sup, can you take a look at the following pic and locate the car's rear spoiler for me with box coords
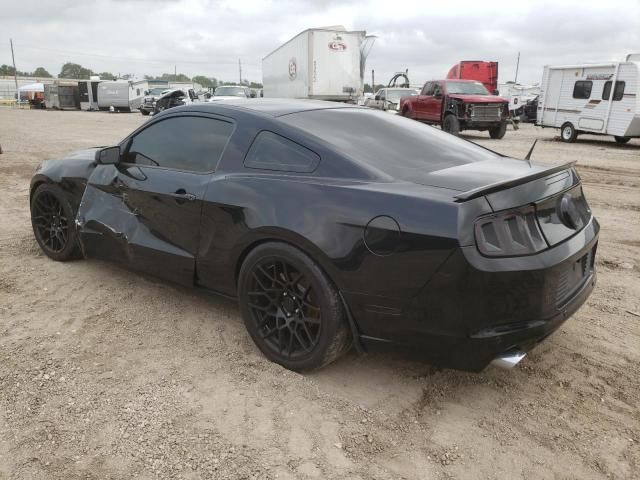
[453,161,576,202]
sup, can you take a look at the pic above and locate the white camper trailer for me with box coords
[79,76,103,111]
[262,26,375,101]
[537,54,640,143]
[97,80,147,112]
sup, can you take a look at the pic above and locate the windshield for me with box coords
[215,86,247,97]
[446,81,489,95]
[279,108,498,182]
[386,89,418,102]
[148,88,167,95]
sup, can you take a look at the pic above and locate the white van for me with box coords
[537,54,639,143]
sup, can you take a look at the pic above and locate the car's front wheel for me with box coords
[442,114,460,135]
[489,121,507,139]
[30,183,80,261]
[140,109,150,116]
[238,242,351,371]
[614,136,631,144]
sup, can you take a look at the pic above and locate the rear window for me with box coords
[278,109,498,182]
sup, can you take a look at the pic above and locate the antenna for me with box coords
[524,139,537,167]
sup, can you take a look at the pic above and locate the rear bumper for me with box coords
[352,218,599,372]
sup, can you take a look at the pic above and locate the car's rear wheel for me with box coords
[442,114,460,135]
[140,109,150,116]
[614,136,631,144]
[238,242,351,371]
[560,122,577,143]
[489,121,507,139]
[30,184,80,261]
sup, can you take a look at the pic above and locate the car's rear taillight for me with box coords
[474,206,547,257]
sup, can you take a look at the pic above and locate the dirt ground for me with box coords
[0,108,638,480]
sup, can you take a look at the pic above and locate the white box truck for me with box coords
[537,54,640,143]
[262,26,375,101]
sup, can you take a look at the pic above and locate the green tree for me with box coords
[0,64,30,76]
[249,81,263,89]
[32,67,52,77]
[98,72,117,81]
[59,62,94,79]
[192,75,217,88]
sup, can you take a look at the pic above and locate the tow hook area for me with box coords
[491,350,526,369]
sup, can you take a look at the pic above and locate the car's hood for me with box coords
[415,157,567,193]
[447,94,507,103]
[208,95,246,101]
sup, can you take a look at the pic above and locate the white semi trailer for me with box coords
[262,26,375,101]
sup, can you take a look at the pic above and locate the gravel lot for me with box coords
[0,108,639,480]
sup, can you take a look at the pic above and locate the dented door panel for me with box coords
[76,163,211,286]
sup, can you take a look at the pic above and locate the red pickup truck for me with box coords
[399,79,509,139]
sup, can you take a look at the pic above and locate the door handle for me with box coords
[169,189,196,201]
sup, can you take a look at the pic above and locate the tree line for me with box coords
[0,62,262,88]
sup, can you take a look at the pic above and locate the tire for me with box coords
[30,183,81,261]
[140,109,150,116]
[614,136,631,144]
[238,242,351,371]
[401,107,411,118]
[442,114,460,135]
[489,121,507,139]
[560,122,577,143]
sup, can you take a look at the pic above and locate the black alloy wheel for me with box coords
[238,242,350,371]
[31,184,80,261]
[442,114,460,135]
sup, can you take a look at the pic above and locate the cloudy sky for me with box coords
[1,0,638,86]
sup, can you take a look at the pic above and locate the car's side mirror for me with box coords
[95,146,121,165]
[493,89,499,95]
[374,95,380,100]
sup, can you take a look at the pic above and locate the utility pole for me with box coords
[371,69,375,92]
[514,51,520,84]
[174,65,177,80]
[238,59,242,85]
[10,39,18,100]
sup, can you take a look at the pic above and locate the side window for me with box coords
[572,81,592,99]
[432,83,442,96]
[422,82,433,96]
[613,81,625,101]
[602,81,625,101]
[126,116,233,172]
[244,131,320,173]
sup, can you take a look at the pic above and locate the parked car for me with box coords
[152,88,198,114]
[400,80,509,138]
[139,87,170,116]
[365,87,419,112]
[206,85,253,101]
[29,100,598,372]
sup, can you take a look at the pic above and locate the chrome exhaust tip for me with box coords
[491,351,526,369]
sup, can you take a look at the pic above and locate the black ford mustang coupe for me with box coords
[30,100,598,372]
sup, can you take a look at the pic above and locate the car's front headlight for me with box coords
[474,206,547,257]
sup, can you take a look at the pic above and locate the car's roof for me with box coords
[181,98,360,117]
